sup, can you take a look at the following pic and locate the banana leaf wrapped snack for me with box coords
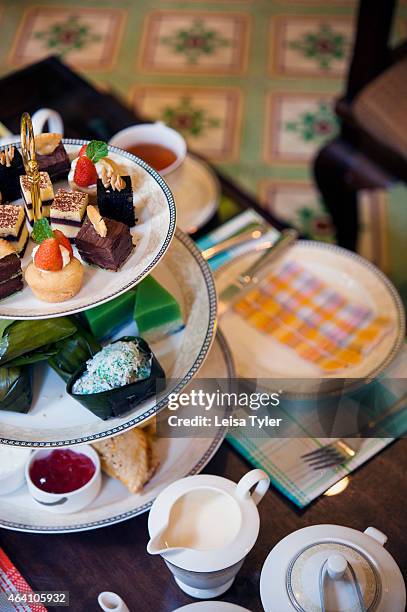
[0,318,76,366]
[67,336,165,420]
[48,323,101,383]
[0,365,32,413]
[0,317,77,413]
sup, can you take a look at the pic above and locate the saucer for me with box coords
[169,154,220,234]
[173,603,251,612]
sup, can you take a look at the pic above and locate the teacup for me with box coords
[109,122,187,187]
[0,108,64,147]
[147,469,269,599]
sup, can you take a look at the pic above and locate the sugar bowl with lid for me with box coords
[260,523,406,611]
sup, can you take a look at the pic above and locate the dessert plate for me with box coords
[168,154,220,234]
[0,139,176,319]
[216,241,405,395]
[0,229,217,446]
[0,332,233,533]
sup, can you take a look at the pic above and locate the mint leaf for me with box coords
[31,218,54,244]
[86,140,108,163]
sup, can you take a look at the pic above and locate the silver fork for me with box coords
[301,392,407,470]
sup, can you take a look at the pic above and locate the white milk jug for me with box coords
[147,469,269,599]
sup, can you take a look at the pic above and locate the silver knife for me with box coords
[217,228,298,316]
[202,222,269,260]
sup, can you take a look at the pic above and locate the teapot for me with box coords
[260,524,406,611]
[147,469,269,599]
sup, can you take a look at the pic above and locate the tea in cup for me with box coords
[109,122,187,186]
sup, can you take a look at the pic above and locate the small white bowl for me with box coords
[25,445,101,514]
[0,447,32,496]
[109,121,187,177]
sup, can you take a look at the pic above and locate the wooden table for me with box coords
[0,57,406,612]
[0,440,406,611]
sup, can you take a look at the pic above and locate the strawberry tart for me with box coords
[25,220,84,302]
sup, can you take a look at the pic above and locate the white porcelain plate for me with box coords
[169,154,220,234]
[0,139,176,319]
[216,241,405,394]
[0,230,217,446]
[0,332,233,533]
[173,603,251,612]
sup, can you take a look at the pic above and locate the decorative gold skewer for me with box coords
[20,112,42,222]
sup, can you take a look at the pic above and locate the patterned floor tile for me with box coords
[9,7,125,70]
[259,180,335,242]
[132,85,242,161]
[264,92,339,164]
[270,16,354,77]
[139,10,250,75]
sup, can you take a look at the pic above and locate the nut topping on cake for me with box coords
[101,166,126,191]
[35,133,62,155]
[0,146,15,167]
[87,205,107,237]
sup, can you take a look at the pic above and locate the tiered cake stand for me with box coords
[0,118,227,532]
[0,118,218,444]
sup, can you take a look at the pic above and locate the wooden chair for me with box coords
[313,0,407,251]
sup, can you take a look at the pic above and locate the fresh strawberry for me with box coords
[74,156,98,187]
[34,238,63,271]
[78,144,87,157]
[53,229,73,258]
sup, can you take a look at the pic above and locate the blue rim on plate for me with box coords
[0,139,177,319]
[0,331,233,533]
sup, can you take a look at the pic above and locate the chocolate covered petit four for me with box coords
[0,239,23,300]
[97,169,135,227]
[34,133,70,180]
[0,204,28,255]
[0,145,25,202]
[76,205,133,271]
[20,171,54,225]
[50,188,88,241]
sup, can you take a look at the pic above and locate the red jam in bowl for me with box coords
[29,449,96,494]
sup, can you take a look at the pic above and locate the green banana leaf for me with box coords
[0,318,76,366]
[0,365,32,413]
[67,337,165,420]
[7,344,59,367]
[48,324,101,383]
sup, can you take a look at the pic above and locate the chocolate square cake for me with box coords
[0,145,25,202]
[0,239,23,300]
[97,174,135,227]
[76,209,133,271]
[34,133,70,180]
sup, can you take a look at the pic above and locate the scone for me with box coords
[25,228,84,302]
[92,427,158,493]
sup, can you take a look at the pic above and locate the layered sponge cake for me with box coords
[0,203,28,255]
[50,188,88,241]
[20,171,54,225]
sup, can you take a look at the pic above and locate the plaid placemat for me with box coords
[197,212,406,508]
[0,548,47,612]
